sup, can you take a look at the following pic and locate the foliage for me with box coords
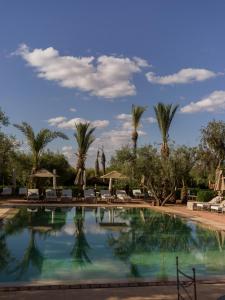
[0,133,19,185]
[154,102,179,157]
[101,147,106,175]
[0,107,9,128]
[95,150,100,177]
[131,105,147,155]
[110,145,198,205]
[200,120,225,167]
[74,122,96,186]
[197,190,217,202]
[14,122,68,172]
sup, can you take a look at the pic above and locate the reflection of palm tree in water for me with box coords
[108,208,143,278]
[108,209,195,278]
[0,233,11,271]
[10,230,44,279]
[71,207,91,267]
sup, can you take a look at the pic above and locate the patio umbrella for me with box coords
[30,169,59,188]
[100,171,128,191]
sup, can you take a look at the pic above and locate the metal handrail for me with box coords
[176,256,197,300]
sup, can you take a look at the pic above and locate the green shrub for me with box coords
[197,190,217,202]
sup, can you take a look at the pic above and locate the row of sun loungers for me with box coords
[0,187,144,203]
[195,195,225,213]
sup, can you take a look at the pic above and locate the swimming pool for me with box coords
[0,206,225,284]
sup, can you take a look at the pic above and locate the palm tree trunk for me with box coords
[132,131,138,157]
[161,141,169,158]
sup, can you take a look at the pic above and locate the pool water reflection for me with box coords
[0,206,225,283]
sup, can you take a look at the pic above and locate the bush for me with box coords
[197,190,217,202]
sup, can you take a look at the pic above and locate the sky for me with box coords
[1,0,225,167]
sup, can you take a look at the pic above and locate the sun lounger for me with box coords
[197,195,223,210]
[132,189,145,198]
[45,189,57,201]
[210,199,225,213]
[0,187,12,197]
[100,190,114,202]
[115,190,131,202]
[18,187,27,197]
[27,189,39,201]
[84,189,96,203]
[61,189,73,201]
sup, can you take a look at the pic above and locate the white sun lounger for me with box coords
[210,200,225,213]
[27,189,39,200]
[116,190,131,202]
[0,187,12,197]
[45,189,57,201]
[196,196,222,210]
[133,189,145,198]
[61,189,73,201]
[100,190,114,202]
[84,189,96,202]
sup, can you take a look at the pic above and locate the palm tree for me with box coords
[14,122,68,172]
[74,122,95,186]
[131,105,147,156]
[153,103,179,158]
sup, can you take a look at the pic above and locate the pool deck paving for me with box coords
[0,283,225,300]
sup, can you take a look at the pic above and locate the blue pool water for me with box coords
[0,206,225,284]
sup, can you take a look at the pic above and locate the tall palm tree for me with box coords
[14,122,68,172]
[154,103,179,158]
[74,122,95,186]
[131,105,147,156]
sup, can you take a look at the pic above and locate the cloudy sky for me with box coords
[1,1,225,166]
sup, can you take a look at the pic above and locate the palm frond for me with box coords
[132,105,147,130]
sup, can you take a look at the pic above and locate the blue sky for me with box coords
[1,0,225,166]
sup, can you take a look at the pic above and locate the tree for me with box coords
[200,120,225,168]
[0,107,9,128]
[101,146,106,176]
[95,150,100,177]
[131,105,147,156]
[14,122,68,173]
[74,122,95,186]
[154,103,178,158]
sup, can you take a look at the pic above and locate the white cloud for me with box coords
[144,117,157,123]
[146,68,218,85]
[48,116,109,129]
[62,146,74,160]
[181,90,225,113]
[69,107,77,112]
[48,116,67,126]
[17,44,149,99]
[116,113,132,121]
